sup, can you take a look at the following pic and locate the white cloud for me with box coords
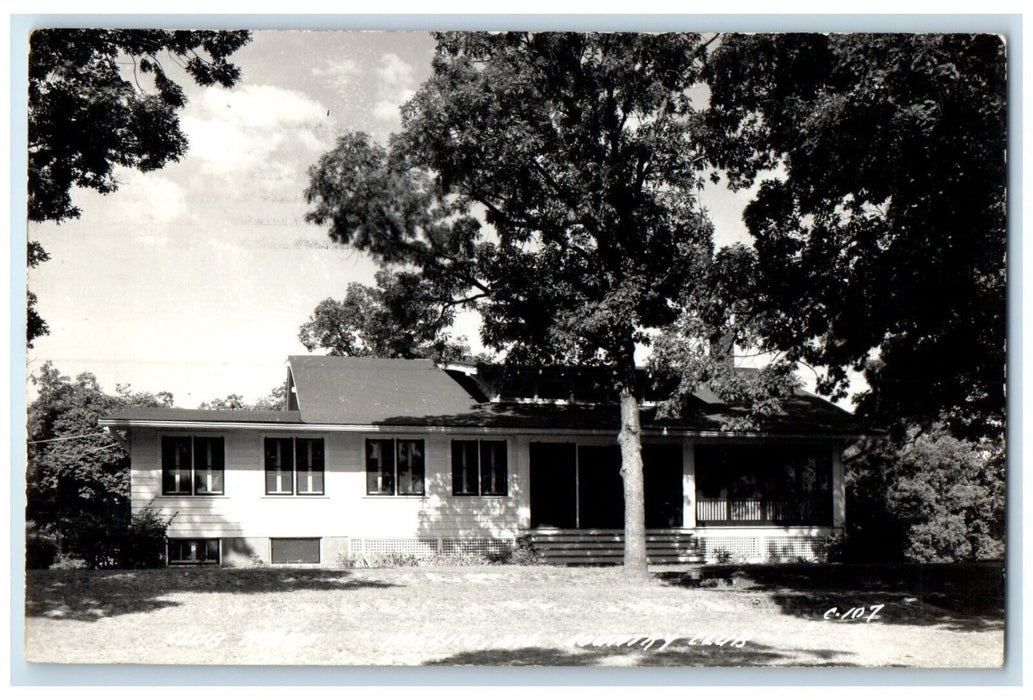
[110,172,187,225]
[377,53,415,89]
[372,89,415,122]
[180,84,332,177]
[372,53,418,127]
[312,57,360,90]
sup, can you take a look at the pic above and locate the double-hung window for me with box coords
[162,436,224,495]
[265,437,325,495]
[366,438,424,495]
[452,439,508,496]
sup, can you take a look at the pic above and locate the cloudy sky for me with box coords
[26,30,761,407]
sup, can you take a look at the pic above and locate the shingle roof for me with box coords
[288,355,481,424]
[101,355,869,437]
[101,408,302,424]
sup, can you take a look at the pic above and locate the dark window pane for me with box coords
[578,445,624,529]
[296,438,325,494]
[397,440,424,495]
[204,540,221,562]
[271,538,320,564]
[366,439,394,495]
[264,438,293,494]
[529,442,577,528]
[452,440,478,495]
[193,437,225,494]
[643,444,683,528]
[169,539,219,565]
[162,436,193,494]
[480,441,508,496]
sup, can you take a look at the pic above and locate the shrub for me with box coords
[25,525,58,569]
[510,535,541,566]
[337,552,423,568]
[118,508,171,568]
[59,508,171,569]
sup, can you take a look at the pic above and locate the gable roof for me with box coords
[287,355,481,424]
[101,355,870,437]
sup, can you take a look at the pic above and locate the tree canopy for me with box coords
[305,34,753,380]
[305,32,753,573]
[298,268,473,361]
[27,363,175,563]
[704,33,1007,436]
[199,383,289,411]
[26,29,251,345]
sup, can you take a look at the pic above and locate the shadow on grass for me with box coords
[427,640,860,667]
[657,561,1005,633]
[26,568,399,622]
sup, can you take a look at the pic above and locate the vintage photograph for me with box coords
[22,28,1006,668]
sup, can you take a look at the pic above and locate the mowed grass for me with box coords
[24,562,1004,667]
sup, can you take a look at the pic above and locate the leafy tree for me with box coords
[304,33,780,576]
[200,384,290,411]
[27,363,174,566]
[704,33,1007,438]
[299,268,474,361]
[837,425,1004,562]
[26,28,251,345]
[26,242,50,347]
[252,383,290,411]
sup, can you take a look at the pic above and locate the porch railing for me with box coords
[695,497,830,526]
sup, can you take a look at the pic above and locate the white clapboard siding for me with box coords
[131,428,524,540]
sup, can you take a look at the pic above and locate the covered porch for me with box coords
[524,438,844,563]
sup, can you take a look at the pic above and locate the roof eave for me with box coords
[97,417,870,440]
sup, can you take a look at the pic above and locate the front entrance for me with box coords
[529,442,683,529]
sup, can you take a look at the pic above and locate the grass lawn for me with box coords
[24,562,1004,667]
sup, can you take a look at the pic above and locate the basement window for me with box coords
[270,538,320,565]
[168,539,220,565]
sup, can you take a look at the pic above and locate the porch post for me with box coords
[515,436,532,530]
[682,441,696,528]
[831,444,846,528]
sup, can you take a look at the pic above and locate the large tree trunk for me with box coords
[618,388,649,578]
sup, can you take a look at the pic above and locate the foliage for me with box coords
[25,522,58,570]
[509,535,542,566]
[58,507,172,570]
[835,424,1004,563]
[199,383,289,411]
[704,34,1007,437]
[26,242,50,347]
[118,508,173,568]
[335,547,529,568]
[26,28,251,345]
[305,33,721,380]
[26,363,174,566]
[299,268,473,361]
[304,32,802,574]
[336,551,424,568]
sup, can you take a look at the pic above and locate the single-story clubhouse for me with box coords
[99,355,867,567]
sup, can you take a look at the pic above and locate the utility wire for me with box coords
[27,432,110,445]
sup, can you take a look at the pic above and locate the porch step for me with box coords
[526,529,703,566]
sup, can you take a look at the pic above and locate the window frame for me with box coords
[365,437,426,496]
[161,435,225,497]
[167,538,221,565]
[451,438,509,497]
[264,436,326,496]
[270,537,321,565]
